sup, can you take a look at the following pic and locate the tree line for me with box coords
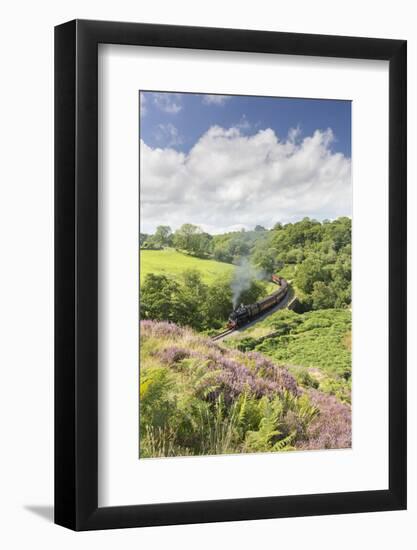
[141,222,267,258]
[141,217,352,316]
[141,224,212,257]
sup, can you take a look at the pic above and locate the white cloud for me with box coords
[202,94,231,106]
[152,93,182,114]
[153,123,183,147]
[235,114,251,132]
[288,125,301,143]
[140,126,351,234]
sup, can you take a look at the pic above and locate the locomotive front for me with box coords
[227,304,250,328]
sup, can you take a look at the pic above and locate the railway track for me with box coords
[211,328,235,342]
[211,274,294,343]
[211,289,294,343]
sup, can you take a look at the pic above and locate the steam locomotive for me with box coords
[227,275,288,329]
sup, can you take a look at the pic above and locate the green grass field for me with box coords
[140,248,235,285]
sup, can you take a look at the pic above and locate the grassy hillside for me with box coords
[225,309,351,403]
[139,320,351,458]
[140,248,234,285]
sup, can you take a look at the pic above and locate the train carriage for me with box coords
[227,274,288,329]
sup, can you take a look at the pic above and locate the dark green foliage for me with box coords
[251,246,278,275]
[269,218,352,310]
[311,281,337,309]
[203,280,234,327]
[153,225,172,247]
[210,217,351,310]
[139,273,187,323]
[237,280,266,306]
[139,232,149,247]
[295,255,328,294]
[172,223,213,257]
[212,229,267,264]
[140,269,233,330]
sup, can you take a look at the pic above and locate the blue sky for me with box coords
[140,92,351,157]
[139,91,352,234]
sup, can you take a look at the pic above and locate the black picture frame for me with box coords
[55,19,407,531]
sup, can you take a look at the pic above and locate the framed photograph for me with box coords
[55,20,406,530]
